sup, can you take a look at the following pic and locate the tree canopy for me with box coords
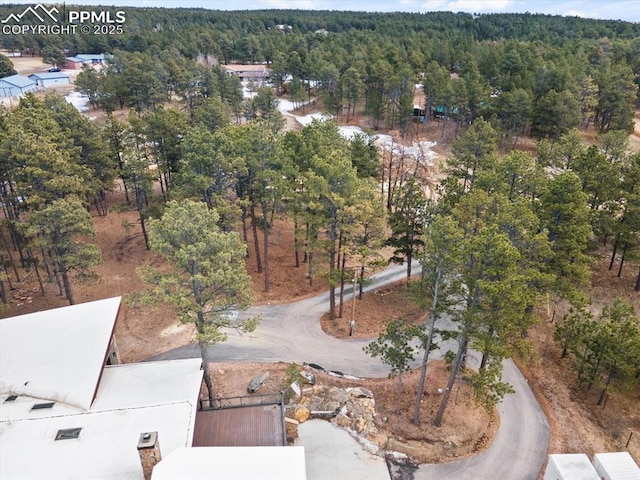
[134,199,258,403]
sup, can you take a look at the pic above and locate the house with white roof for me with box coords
[0,297,204,480]
[593,452,640,480]
[544,454,601,480]
[0,74,37,97]
[153,446,307,480]
[1,297,308,480]
[544,452,640,480]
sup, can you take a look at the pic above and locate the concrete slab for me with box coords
[296,419,390,480]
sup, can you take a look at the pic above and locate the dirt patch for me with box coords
[518,250,640,465]
[208,360,498,463]
[320,278,426,338]
[6,54,50,75]
[1,188,195,363]
[244,216,331,305]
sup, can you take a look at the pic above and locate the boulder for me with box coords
[346,397,375,421]
[300,371,316,385]
[326,387,348,404]
[366,432,389,449]
[323,400,341,412]
[294,405,310,423]
[307,395,325,411]
[347,387,374,399]
[335,412,352,428]
[247,372,269,393]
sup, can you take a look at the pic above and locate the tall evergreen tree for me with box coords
[537,171,593,301]
[134,200,258,405]
[387,177,427,281]
[25,198,101,305]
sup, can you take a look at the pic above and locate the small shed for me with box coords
[0,74,37,97]
[593,452,640,480]
[28,72,70,88]
[543,454,600,480]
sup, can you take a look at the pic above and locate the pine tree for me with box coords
[134,200,258,404]
[25,198,101,305]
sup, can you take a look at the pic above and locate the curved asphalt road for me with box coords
[151,263,549,479]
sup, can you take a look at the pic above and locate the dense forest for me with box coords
[1,6,639,420]
[1,6,639,135]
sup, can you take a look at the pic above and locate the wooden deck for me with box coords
[192,404,285,447]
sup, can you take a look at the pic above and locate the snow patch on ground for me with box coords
[240,83,438,166]
[276,97,297,113]
[338,125,365,140]
[293,112,330,126]
[376,136,438,166]
[242,84,258,99]
[65,91,90,112]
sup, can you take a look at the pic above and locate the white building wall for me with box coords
[41,77,70,87]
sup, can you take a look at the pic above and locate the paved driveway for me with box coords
[150,264,549,479]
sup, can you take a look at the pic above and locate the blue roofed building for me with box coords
[66,53,105,69]
[28,71,71,88]
[77,53,105,63]
[0,74,37,97]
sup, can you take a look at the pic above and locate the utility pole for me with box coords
[350,271,356,336]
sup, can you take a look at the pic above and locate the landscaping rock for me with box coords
[247,372,269,393]
[335,412,352,428]
[348,387,374,398]
[300,371,316,385]
[326,386,348,404]
[323,400,341,412]
[366,432,389,449]
[306,395,325,411]
[294,405,310,423]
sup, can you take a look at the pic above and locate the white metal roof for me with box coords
[593,452,640,480]
[152,446,307,480]
[547,454,601,479]
[1,358,203,480]
[0,297,121,410]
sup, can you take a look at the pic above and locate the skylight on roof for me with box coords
[55,428,82,440]
[31,402,54,410]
